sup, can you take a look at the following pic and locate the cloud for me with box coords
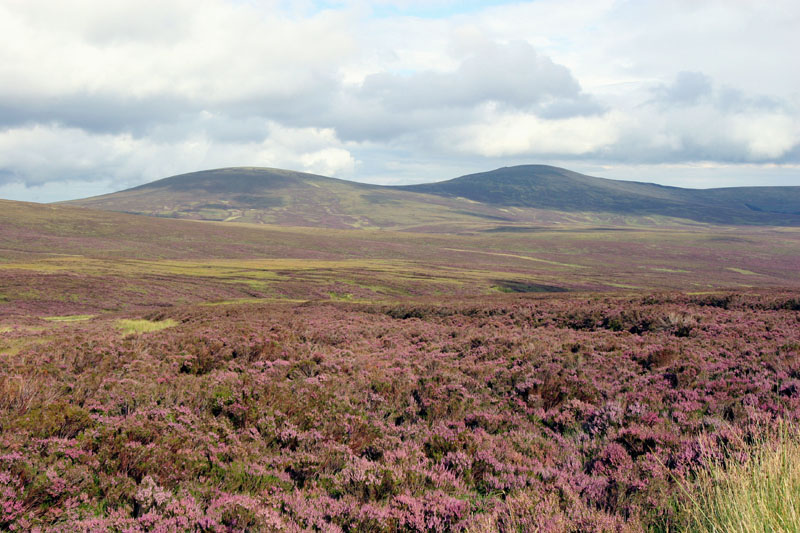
[0,0,352,131]
[0,122,355,187]
[327,39,603,143]
[0,0,799,199]
[449,106,621,157]
[358,40,590,113]
[625,71,800,163]
[653,71,713,106]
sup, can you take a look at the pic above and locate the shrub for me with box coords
[15,402,94,439]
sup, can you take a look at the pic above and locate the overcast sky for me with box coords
[1,0,798,202]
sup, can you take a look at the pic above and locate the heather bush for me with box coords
[1,291,799,530]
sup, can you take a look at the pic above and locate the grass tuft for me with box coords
[43,314,95,322]
[663,426,800,532]
[116,318,178,335]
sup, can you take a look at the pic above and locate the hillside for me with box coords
[401,165,800,225]
[66,165,800,228]
[68,165,800,227]
[67,167,543,231]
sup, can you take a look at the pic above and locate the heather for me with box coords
[4,201,800,321]
[2,291,799,531]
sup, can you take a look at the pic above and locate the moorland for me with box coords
[1,165,799,531]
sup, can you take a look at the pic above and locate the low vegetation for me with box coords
[1,291,799,531]
[2,198,799,530]
[662,426,800,532]
[116,318,178,335]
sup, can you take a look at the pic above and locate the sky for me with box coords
[0,0,799,202]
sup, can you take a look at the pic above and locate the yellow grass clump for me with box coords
[116,318,178,335]
[43,314,94,322]
[667,426,800,532]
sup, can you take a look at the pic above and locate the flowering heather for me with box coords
[1,291,799,531]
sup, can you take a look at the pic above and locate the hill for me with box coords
[67,167,541,231]
[400,165,800,225]
[66,165,800,228]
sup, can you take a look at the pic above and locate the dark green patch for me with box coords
[452,211,513,221]
[400,164,800,226]
[231,195,285,208]
[485,225,638,233]
[134,168,311,194]
[492,280,567,293]
[16,403,95,439]
[483,226,548,233]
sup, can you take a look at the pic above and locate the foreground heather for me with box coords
[1,291,799,531]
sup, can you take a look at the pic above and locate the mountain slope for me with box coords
[400,165,800,224]
[66,165,800,228]
[68,167,541,230]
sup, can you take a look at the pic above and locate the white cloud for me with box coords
[731,114,800,160]
[0,0,355,102]
[358,40,586,112]
[0,0,799,199]
[0,122,355,187]
[450,107,621,157]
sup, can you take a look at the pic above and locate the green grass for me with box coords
[726,267,760,276]
[43,314,95,322]
[116,318,178,335]
[0,330,52,356]
[661,427,800,532]
[199,297,308,306]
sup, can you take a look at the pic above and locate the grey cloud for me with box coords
[534,94,606,119]
[603,122,798,166]
[326,41,602,142]
[775,143,800,164]
[716,87,786,113]
[0,168,20,183]
[0,93,195,135]
[652,72,789,114]
[0,81,339,139]
[654,71,712,106]
[322,97,474,142]
[358,41,589,113]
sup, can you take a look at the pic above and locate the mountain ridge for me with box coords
[65,164,800,229]
[400,164,800,219]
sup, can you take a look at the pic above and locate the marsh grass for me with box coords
[116,318,178,335]
[661,425,800,532]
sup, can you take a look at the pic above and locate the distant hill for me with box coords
[66,167,579,231]
[66,165,800,228]
[400,165,800,225]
